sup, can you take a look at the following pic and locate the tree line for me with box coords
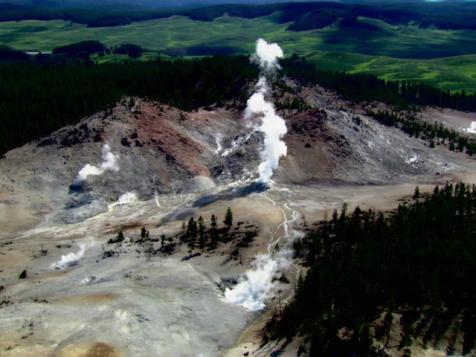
[282,55,476,111]
[267,183,476,356]
[369,109,476,155]
[107,207,259,259]
[51,41,145,59]
[179,207,258,257]
[181,207,234,251]
[3,53,476,156]
[0,55,257,155]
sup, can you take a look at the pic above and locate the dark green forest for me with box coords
[2,54,476,156]
[0,56,257,155]
[267,183,476,356]
[283,56,476,111]
[52,40,107,57]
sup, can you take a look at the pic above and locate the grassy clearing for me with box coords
[0,16,281,52]
[306,52,476,93]
[2,15,476,57]
[1,15,476,91]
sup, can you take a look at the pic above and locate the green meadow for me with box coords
[0,16,279,53]
[1,15,476,91]
[306,52,476,93]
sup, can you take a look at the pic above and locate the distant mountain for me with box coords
[0,0,339,9]
[1,0,474,10]
[2,0,476,31]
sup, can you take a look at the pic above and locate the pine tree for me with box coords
[413,186,420,200]
[224,207,233,229]
[210,214,219,248]
[117,230,125,242]
[211,214,217,230]
[198,216,206,249]
[339,203,348,223]
[187,217,198,238]
[332,209,338,224]
[187,217,198,249]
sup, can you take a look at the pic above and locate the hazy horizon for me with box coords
[1,0,468,10]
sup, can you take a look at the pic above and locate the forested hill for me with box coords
[2,55,476,156]
[283,56,476,111]
[0,56,257,155]
[268,183,476,356]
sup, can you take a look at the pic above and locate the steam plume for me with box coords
[246,39,287,183]
[225,252,283,310]
[75,144,119,182]
[223,40,292,311]
[108,191,138,211]
[252,38,283,72]
[51,241,94,269]
[224,227,302,311]
[466,122,476,134]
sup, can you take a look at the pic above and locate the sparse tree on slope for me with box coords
[224,207,233,229]
[198,216,206,249]
[210,214,219,248]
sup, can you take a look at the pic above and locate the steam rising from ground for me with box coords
[223,39,293,311]
[108,191,138,211]
[75,144,119,182]
[224,220,303,311]
[224,246,293,311]
[51,241,94,269]
[225,254,278,311]
[246,39,287,183]
[466,122,476,134]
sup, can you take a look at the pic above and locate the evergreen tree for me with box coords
[117,230,125,242]
[210,214,219,248]
[187,217,198,249]
[198,216,206,249]
[413,186,420,199]
[224,207,233,229]
[211,214,217,230]
[187,217,198,238]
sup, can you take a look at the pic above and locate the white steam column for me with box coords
[74,144,119,183]
[246,39,287,183]
[224,39,294,311]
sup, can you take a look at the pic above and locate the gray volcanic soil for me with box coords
[2,84,476,356]
[420,107,476,133]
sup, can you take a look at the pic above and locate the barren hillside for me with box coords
[1,82,476,356]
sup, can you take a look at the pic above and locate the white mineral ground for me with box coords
[2,90,476,356]
[2,180,475,357]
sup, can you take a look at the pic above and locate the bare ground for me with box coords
[2,84,476,356]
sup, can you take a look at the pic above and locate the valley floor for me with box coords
[1,178,475,356]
